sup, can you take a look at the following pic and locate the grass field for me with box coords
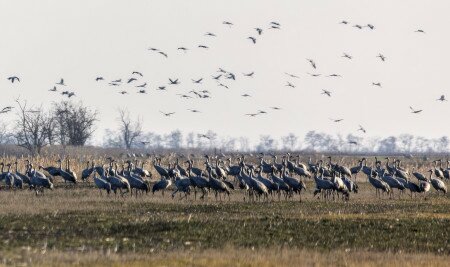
[0,179,448,266]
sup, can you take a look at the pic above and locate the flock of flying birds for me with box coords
[2,19,447,144]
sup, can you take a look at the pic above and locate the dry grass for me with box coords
[1,247,450,267]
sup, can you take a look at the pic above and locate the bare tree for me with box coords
[102,129,122,148]
[14,99,52,155]
[281,133,298,151]
[377,136,398,154]
[165,130,183,149]
[257,135,278,152]
[205,130,218,148]
[53,101,97,146]
[437,136,449,152]
[0,122,14,145]
[186,132,196,148]
[398,134,414,153]
[220,136,237,152]
[238,137,250,151]
[117,108,142,149]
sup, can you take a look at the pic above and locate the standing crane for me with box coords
[367,171,390,198]
[428,170,447,195]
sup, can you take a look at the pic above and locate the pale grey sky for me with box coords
[1,0,449,144]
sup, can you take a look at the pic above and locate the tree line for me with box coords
[0,101,448,155]
[104,128,450,154]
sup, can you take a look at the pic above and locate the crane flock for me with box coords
[1,18,447,138]
[0,155,447,201]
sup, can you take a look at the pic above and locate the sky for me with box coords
[1,0,449,145]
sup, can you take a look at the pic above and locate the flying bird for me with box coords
[198,45,209,49]
[138,90,146,94]
[212,74,222,80]
[377,54,386,61]
[307,73,321,77]
[192,78,203,84]
[247,36,256,44]
[241,94,251,97]
[95,77,104,81]
[348,141,358,145]
[160,111,175,117]
[7,76,20,83]
[132,71,143,77]
[437,95,447,102]
[169,78,179,85]
[372,82,382,87]
[270,107,281,110]
[218,83,229,89]
[205,32,216,37]
[243,72,254,77]
[409,106,423,114]
[177,47,188,52]
[157,86,166,90]
[189,90,202,97]
[306,59,316,69]
[119,91,128,95]
[358,125,367,133]
[342,53,352,59]
[112,79,122,83]
[366,24,375,30]
[226,73,236,80]
[415,29,425,33]
[127,78,137,83]
[245,113,259,117]
[223,21,233,26]
[198,134,211,139]
[187,109,201,113]
[330,118,343,123]
[328,74,342,77]
[255,28,263,35]
[158,51,168,58]
[49,86,57,92]
[177,94,192,99]
[56,79,66,86]
[353,24,363,29]
[340,20,349,24]
[284,72,299,78]
[286,82,296,88]
[136,83,147,88]
[321,90,332,97]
